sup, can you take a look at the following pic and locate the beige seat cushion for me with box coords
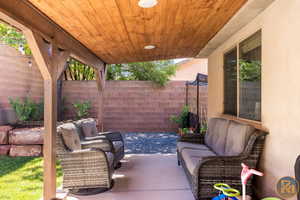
[81,140,112,152]
[205,118,229,155]
[105,152,115,168]
[224,121,255,156]
[181,148,216,175]
[112,141,123,152]
[59,123,81,151]
[177,142,211,153]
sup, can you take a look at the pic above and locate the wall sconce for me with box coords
[18,44,25,55]
[28,60,32,68]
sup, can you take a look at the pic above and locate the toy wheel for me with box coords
[222,188,240,197]
[213,183,230,191]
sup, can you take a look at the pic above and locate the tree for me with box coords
[107,60,177,86]
[0,22,31,55]
[63,58,96,81]
[0,22,177,86]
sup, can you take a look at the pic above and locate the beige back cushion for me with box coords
[59,123,81,151]
[205,118,229,155]
[82,121,97,137]
[224,121,255,156]
[74,118,97,138]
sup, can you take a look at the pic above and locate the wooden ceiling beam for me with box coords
[0,0,105,68]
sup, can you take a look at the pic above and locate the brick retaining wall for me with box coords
[0,126,43,156]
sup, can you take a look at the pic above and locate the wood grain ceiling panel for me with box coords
[27,0,247,64]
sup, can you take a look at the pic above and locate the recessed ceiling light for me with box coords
[138,0,158,8]
[144,45,156,50]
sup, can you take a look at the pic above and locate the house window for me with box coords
[224,47,237,116]
[239,30,261,121]
[223,30,262,121]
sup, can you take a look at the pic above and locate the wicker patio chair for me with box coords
[93,131,125,168]
[74,118,125,168]
[177,118,267,200]
[56,123,115,195]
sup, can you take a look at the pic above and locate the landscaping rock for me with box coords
[0,125,13,144]
[9,127,44,145]
[0,145,11,155]
[9,145,42,157]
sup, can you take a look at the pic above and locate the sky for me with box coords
[173,58,188,63]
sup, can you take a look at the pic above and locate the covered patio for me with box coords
[0,0,299,200]
[70,154,193,200]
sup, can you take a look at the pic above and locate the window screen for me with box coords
[239,30,261,121]
[223,47,237,115]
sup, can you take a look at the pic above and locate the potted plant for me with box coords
[170,105,190,136]
[73,100,91,119]
[200,122,207,134]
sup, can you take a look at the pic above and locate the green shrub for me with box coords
[170,106,189,128]
[31,100,44,121]
[239,59,261,82]
[0,22,31,55]
[200,123,208,134]
[61,97,68,116]
[73,101,91,119]
[9,97,44,122]
[181,128,190,134]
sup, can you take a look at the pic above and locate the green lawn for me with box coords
[0,156,62,200]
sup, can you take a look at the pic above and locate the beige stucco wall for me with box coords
[208,0,300,198]
[172,58,207,81]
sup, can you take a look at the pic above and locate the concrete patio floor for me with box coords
[69,154,194,200]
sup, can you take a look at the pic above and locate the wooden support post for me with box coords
[23,30,70,200]
[95,64,107,92]
[97,91,105,132]
[0,6,104,200]
[95,64,107,132]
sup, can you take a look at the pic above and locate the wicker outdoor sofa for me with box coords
[177,117,267,200]
[56,118,125,194]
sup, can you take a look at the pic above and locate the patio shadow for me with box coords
[0,156,35,177]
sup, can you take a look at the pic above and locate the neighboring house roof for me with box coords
[171,58,208,81]
[175,59,193,66]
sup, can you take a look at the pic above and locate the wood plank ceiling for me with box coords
[27,0,247,64]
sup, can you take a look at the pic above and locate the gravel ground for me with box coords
[123,132,178,154]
